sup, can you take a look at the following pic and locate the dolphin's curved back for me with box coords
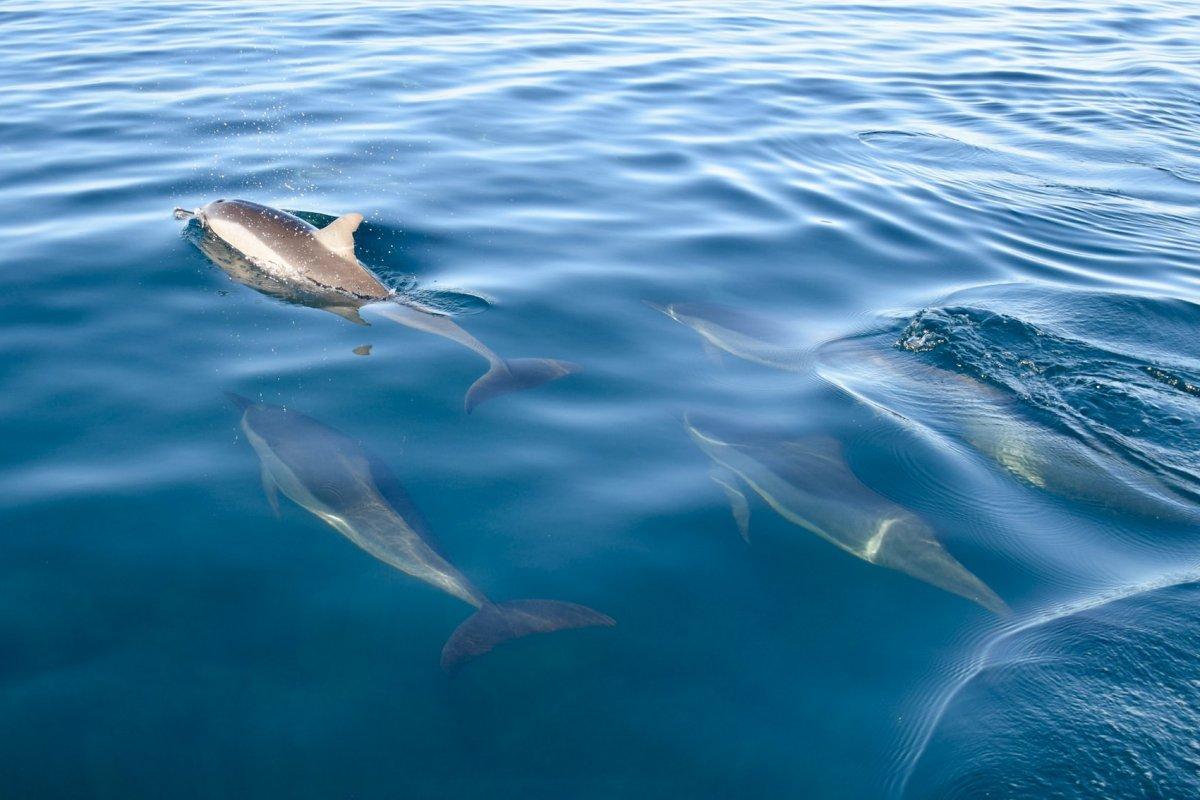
[198,199,390,301]
[183,199,581,412]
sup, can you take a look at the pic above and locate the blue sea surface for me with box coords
[2,2,1200,797]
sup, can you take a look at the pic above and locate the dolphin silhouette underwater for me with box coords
[817,334,1200,526]
[176,199,577,412]
[647,301,811,372]
[230,394,614,671]
[685,415,1008,614]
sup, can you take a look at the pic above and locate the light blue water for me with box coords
[2,2,1200,797]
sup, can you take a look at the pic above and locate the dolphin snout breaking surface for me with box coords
[229,394,614,671]
[178,199,578,411]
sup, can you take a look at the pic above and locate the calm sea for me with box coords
[3,2,1200,797]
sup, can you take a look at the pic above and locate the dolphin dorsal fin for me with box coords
[314,212,363,261]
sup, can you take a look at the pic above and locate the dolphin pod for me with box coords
[185,203,1174,664]
[230,394,613,671]
[176,199,578,412]
[655,300,1010,612]
[655,300,1200,528]
[684,415,1008,615]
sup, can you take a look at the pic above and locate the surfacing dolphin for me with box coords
[685,415,1008,615]
[176,200,577,412]
[817,333,1200,526]
[230,394,614,671]
[647,301,811,373]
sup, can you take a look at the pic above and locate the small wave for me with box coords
[817,284,1200,561]
[857,130,1007,170]
[899,577,1200,798]
[402,286,493,316]
[893,284,1200,507]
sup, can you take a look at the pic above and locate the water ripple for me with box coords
[4,1,1200,797]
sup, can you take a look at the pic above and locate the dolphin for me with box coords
[229,394,614,671]
[816,335,1200,525]
[176,200,578,412]
[684,415,1008,614]
[647,301,811,373]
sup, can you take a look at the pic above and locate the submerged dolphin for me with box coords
[685,416,1007,614]
[817,335,1200,525]
[176,200,577,412]
[647,301,811,372]
[230,394,614,670]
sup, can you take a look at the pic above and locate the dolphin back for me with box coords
[441,599,614,672]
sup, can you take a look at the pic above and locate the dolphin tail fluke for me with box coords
[441,599,614,672]
[464,358,580,413]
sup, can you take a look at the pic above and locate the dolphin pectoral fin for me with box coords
[313,212,363,262]
[702,339,726,368]
[709,466,750,542]
[464,358,581,413]
[441,599,614,673]
[328,305,369,326]
[260,464,281,518]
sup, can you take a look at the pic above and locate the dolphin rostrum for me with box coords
[176,199,578,412]
[230,394,614,670]
[685,415,1008,614]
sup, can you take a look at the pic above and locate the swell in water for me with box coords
[4,1,1200,797]
[815,282,1200,796]
[895,575,1200,799]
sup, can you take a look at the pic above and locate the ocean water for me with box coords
[3,2,1200,797]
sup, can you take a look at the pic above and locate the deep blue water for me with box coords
[3,2,1200,797]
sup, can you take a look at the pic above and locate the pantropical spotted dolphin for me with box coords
[176,200,577,412]
[230,394,613,671]
[685,415,1007,614]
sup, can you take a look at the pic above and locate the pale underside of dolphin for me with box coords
[230,395,613,671]
[177,199,577,412]
[647,301,811,373]
[685,416,1008,615]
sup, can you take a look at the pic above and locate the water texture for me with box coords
[2,2,1200,798]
